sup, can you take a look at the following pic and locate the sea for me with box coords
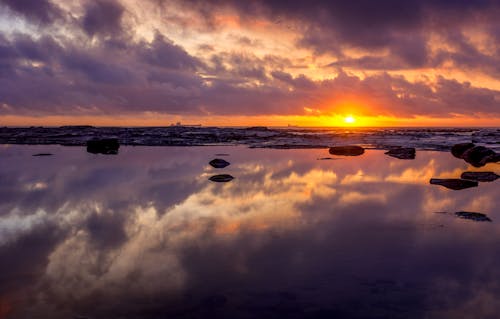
[0,126,498,151]
[0,126,498,318]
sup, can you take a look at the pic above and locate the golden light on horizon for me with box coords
[344,115,356,124]
[2,114,500,128]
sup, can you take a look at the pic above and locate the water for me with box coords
[0,145,499,318]
[1,126,498,151]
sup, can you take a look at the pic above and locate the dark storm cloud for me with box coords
[62,50,137,84]
[0,29,498,117]
[0,0,62,25]
[182,0,500,72]
[0,0,499,118]
[82,0,125,37]
[141,34,202,70]
[0,32,205,114]
[183,0,498,46]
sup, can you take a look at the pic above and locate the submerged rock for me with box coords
[429,178,478,190]
[461,146,500,167]
[451,143,499,167]
[32,153,53,156]
[451,143,475,158]
[209,158,230,168]
[460,171,499,182]
[86,138,120,155]
[329,145,365,156]
[455,211,492,222]
[209,174,234,182]
[385,147,416,159]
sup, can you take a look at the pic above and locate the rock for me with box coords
[429,178,478,190]
[385,147,416,159]
[450,143,499,167]
[460,171,499,182]
[32,153,53,156]
[209,174,234,182]
[329,145,365,156]
[451,143,475,158]
[317,157,335,160]
[455,211,492,222]
[209,158,230,168]
[86,138,120,154]
[461,146,500,167]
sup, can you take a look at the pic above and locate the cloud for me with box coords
[180,0,500,73]
[0,0,63,25]
[0,0,499,120]
[82,0,125,37]
[141,33,202,70]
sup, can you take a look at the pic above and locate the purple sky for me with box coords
[0,0,499,125]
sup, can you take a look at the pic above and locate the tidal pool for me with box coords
[0,145,498,318]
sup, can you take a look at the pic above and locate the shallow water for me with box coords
[0,145,499,319]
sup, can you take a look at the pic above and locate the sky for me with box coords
[0,0,499,127]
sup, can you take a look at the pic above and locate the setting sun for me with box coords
[344,116,356,124]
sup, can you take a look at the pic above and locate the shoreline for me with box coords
[0,126,498,151]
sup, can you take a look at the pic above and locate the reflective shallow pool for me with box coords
[0,145,498,318]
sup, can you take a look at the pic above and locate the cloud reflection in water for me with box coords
[0,145,498,318]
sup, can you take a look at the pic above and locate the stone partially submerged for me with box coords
[329,145,365,156]
[385,147,416,159]
[460,171,499,182]
[429,178,478,190]
[209,174,234,182]
[461,146,500,167]
[450,143,499,167]
[455,211,492,222]
[451,143,475,158]
[209,158,230,168]
[86,138,120,155]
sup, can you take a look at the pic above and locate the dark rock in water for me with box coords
[209,174,234,182]
[32,153,53,156]
[385,147,416,159]
[461,171,499,182]
[86,138,120,154]
[317,157,335,160]
[209,158,230,168]
[455,211,492,222]
[329,145,364,156]
[461,146,500,167]
[451,143,475,158]
[451,143,499,167]
[429,178,478,190]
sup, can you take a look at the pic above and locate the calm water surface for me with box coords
[0,145,499,318]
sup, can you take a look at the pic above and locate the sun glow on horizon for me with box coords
[2,114,500,128]
[344,115,356,124]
